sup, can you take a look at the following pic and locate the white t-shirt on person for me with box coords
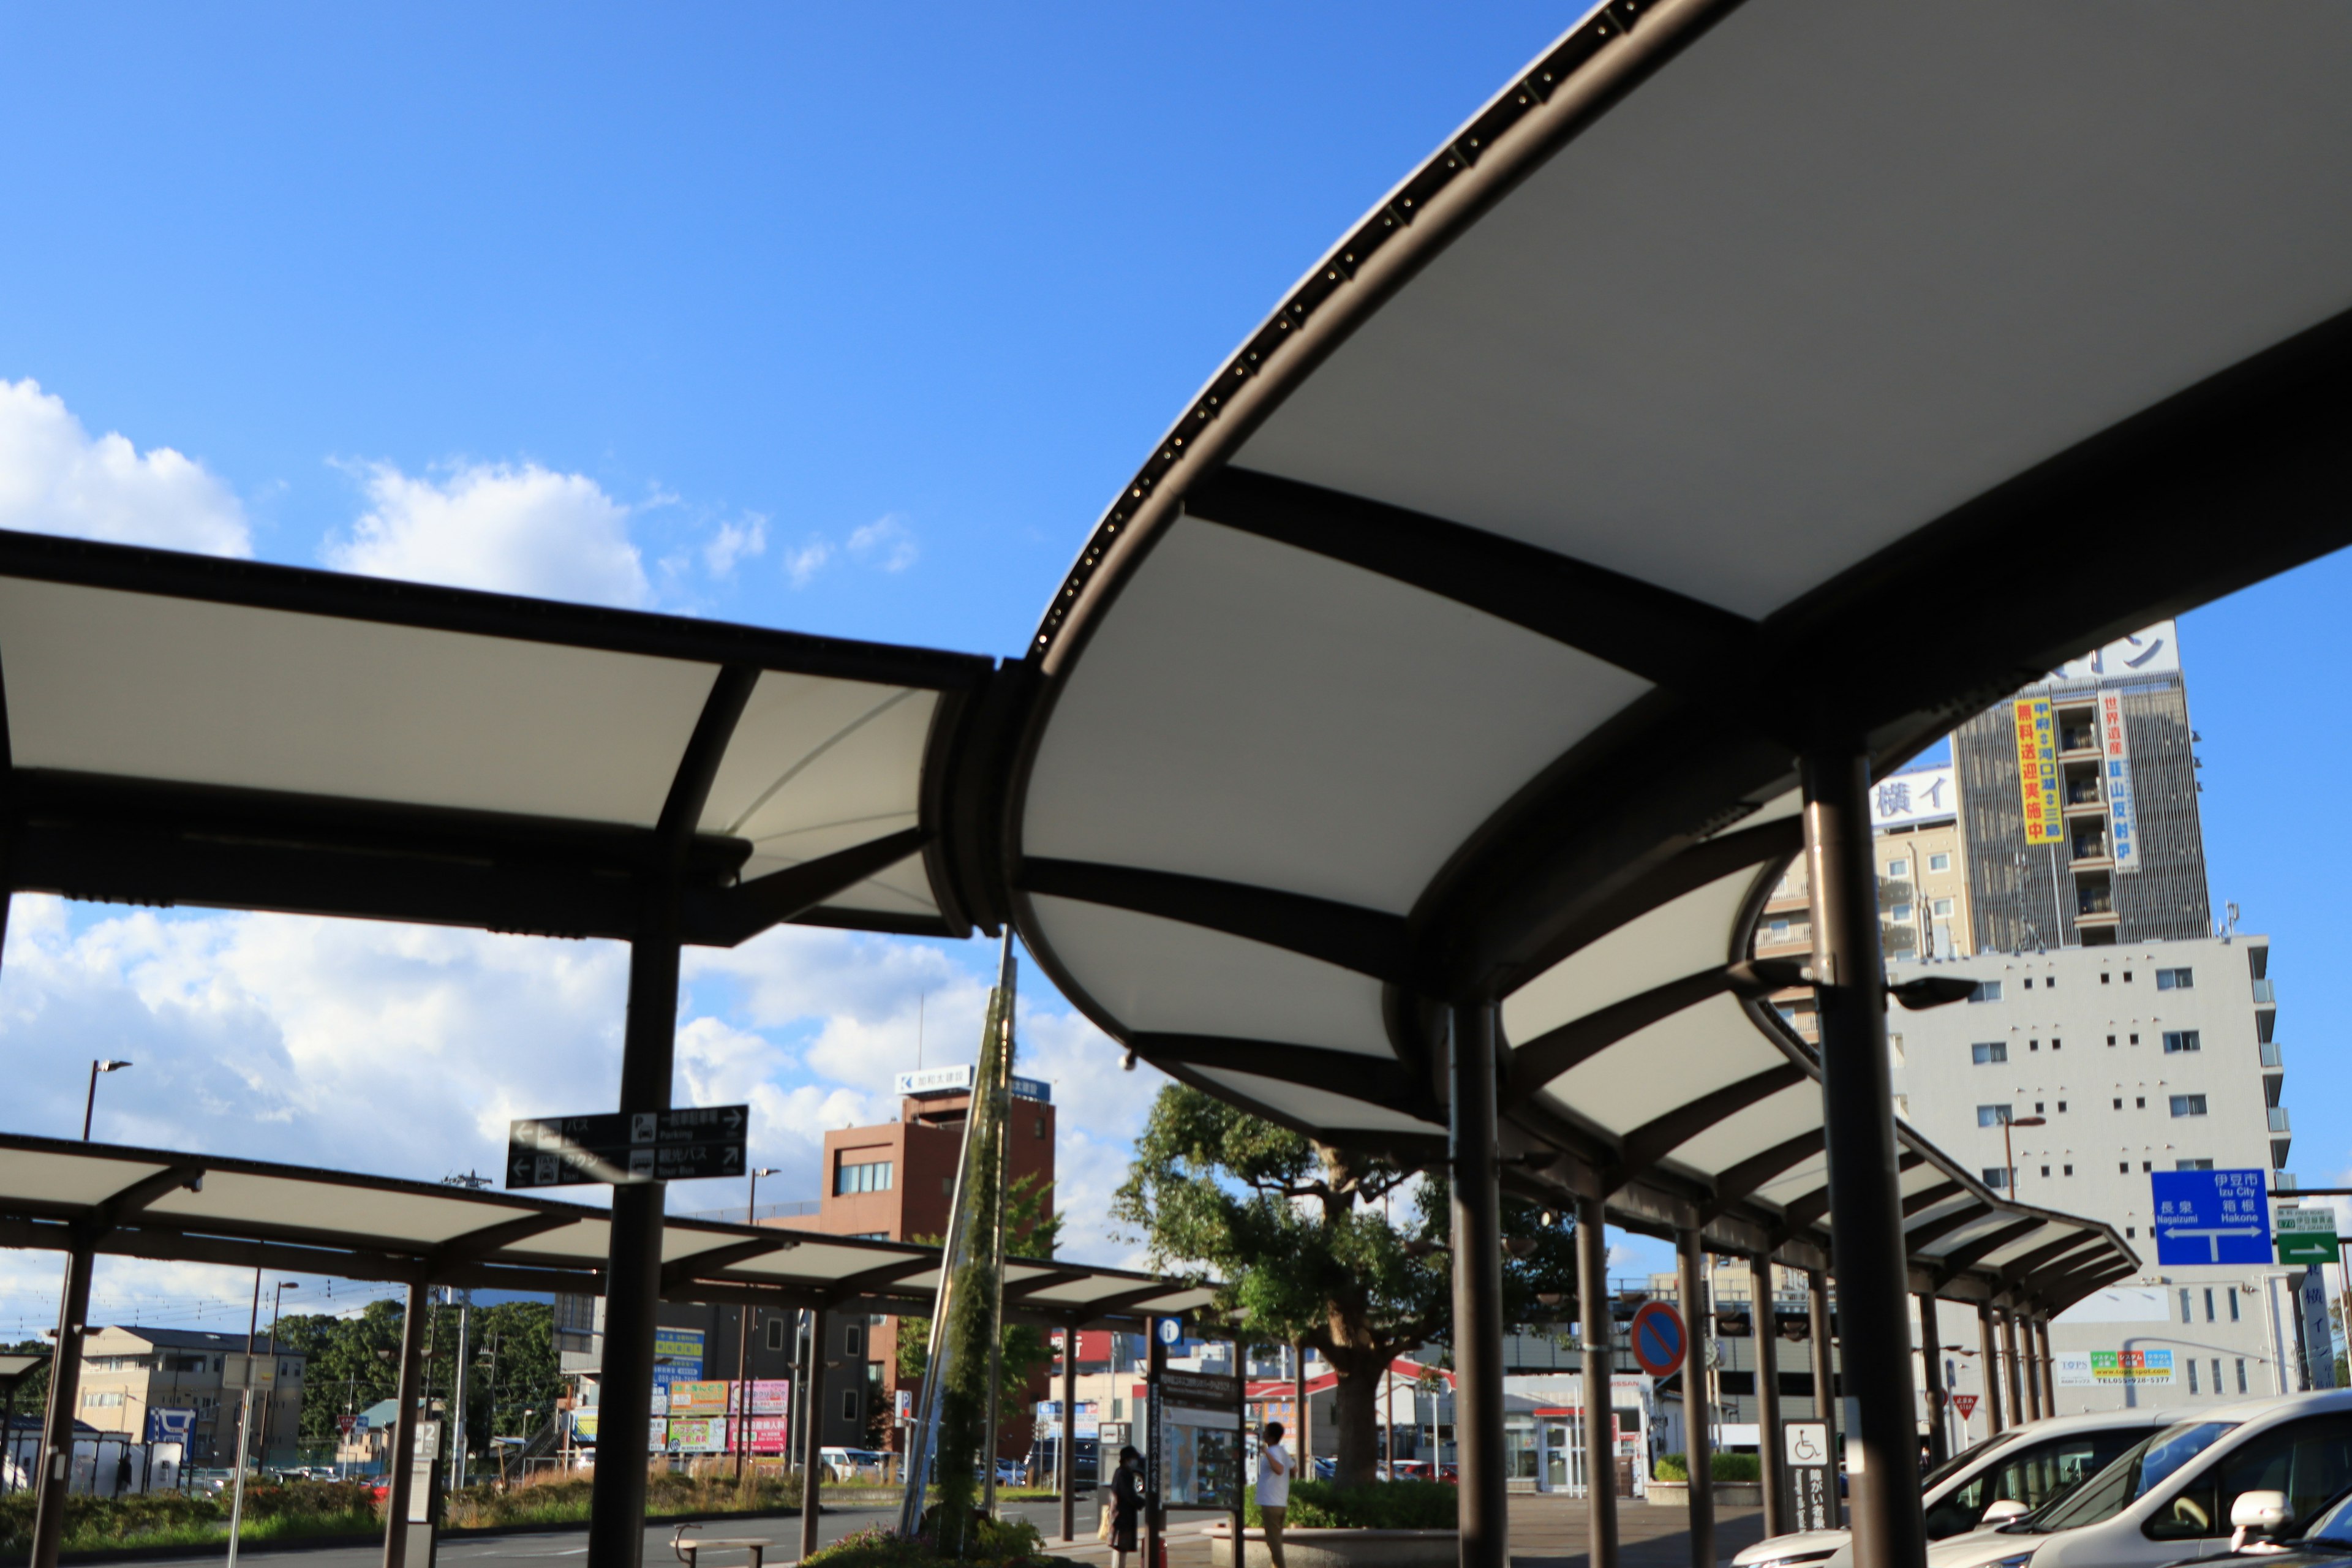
[1256,1442,1293,1507]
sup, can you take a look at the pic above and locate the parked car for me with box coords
[819,1446,889,1483]
[1926,1389,2352,1568]
[1313,1457,1336,1480]
[2167,1476,2352,1567]
[1735,1411,2176,1568]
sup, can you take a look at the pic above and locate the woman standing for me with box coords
[1110,1445,1144,1568]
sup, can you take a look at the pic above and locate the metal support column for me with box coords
[1752,1253,1785,1538]
[1976,1305,2003,1434]
[2035,1318,2056,1414]
[800,1306,829,1562]
[588,668,752,1568]
[1059,1321,1078,1542]
[1802,753,1925,1568]
[1294,1341,1310,1473]
[2000,1313,2025,1428]
[381,1280,430,1568]
[1577,1193,1618,1568]
[1806,1268,1838,1523]
[29,1229,95,1568]
[2021,1314,2043,1422]
[1450,1001,1509,1568]
[1676,1230,1714,1568]
[1917,1293,1948,1467]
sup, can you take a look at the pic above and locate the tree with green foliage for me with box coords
[269,1297,561,1468]
[1113,1084,1578,1487]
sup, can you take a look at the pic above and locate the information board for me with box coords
[507,1106,749,1187]
[1153,1371,1241,1511]
[1784,1421,1834,1531]
[2150,1170,2271,1265]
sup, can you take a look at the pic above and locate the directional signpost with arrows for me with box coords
[2276,1207,2341,1267]
[2150,1169,2271,1266]
[507,1106,750,1188]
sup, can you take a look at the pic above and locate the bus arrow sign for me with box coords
[507,1106,749,1188]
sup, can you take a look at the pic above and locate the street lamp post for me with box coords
[81,1061,133,1140]
[735,1167,780,1480]
[2000,1114,2048,1197]
[258,1283,298,1466]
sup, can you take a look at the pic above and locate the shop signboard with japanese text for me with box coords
[2056,1350,2175,1387]
[2097,691,2141,872]
[667,1381,731,1418]
[2013,698,2062,844]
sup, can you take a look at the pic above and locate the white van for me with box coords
[1929,1389,2352,1568]
[1738,1412,2176,1568]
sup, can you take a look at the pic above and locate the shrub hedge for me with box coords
[1245,1480,1459,1530]
[1652,1452,1762,1483]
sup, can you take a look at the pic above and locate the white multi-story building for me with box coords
[1884,935,2328,1430]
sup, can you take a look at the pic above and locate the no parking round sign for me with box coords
[1629,1300,1687,1378]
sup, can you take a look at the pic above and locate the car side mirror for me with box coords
[2230,1491,2290,1551]
[1981,1499,2032,1526]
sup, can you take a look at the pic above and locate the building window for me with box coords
[2101,973,2111,985]
[2107,1035,2117,1046]
[2126,1226,2136,1238]
[2230,1293,2241,1324]
[2157,968,2194,990]
[2024,978,2034,990]
[835,1158,894,1196]
[1969,982,2002,1003]
[2177,1158,2213,1171]
[2029,1039,2040,1052]
[1983,1168,2009,1189]
[1977,1104,2013,1127]
[2203,1289,2216,1322]
[1035,1115,1048,1139]
[1929,853,1951,872]
[2188,1359,2199,1395]
[2212,1360,2223,1397]
[2063,1164,2073,1175]
[2057,1101,2067,1112]
[767,1317,787,1352]
[1890,903,1913,923]
[2113,1099,2124,1110]
[1933,898,1954,917]
[2162,1030,2201,1054]
[2236,1358,2248,1392]
[2169,1095,2209,1118]
[2180,1289,2193,1323]
[1888,859,1909,879]
[2129,1033,2139,1045]
[2136,1096,2146,1108]
[1767,918,1792,942]
[2040,1165,2051,1177]
[1972,1042,2007,1065]
[842,1390,859,1423]
[2051,1038,2062,1051]
[2143,1161,2152,1171]
[2124,970,2133,982]
[845,1324,862,1357]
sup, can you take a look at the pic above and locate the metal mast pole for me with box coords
[1752,1254,1785,1537]
[1976,1304,2003,1434]
[1676,1230,1714,1568]
[1917,1293,1948,1466]
[1577,1194,1618,1568]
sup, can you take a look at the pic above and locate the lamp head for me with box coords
[97,1060,133,1073]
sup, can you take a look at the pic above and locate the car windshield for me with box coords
[1924,1430,2025,1496]
[2022,1422,2239,1534]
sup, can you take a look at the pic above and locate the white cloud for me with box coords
[848,514,918,572]
[703,515,767,578]
[323,459,650,607]
[782,537,832,589]
[0,379,250,556]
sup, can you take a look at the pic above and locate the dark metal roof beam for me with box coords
[663,1236,802,1288]
[1698,1130,1823,1221]
[1902,1182,1967,1218]
[1022,859,1411,984]
[1904,1205,1996,1253]
[685,827,935,948]
[1934,1219,2049,1281]
[1133,1033,1430,1120]
[1608,1065,1807,1191]
[654,666,761,867]
[0,527,993,689]
[432,1212,579,1268]
[1183,469,1763,701]
[1505,968,1733,1101]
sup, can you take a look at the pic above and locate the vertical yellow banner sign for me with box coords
[2012,697,2062,843]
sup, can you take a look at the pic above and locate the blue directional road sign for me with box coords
[2150,1169,2272,1265]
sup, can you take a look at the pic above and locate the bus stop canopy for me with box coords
[1005,1,2352,1313]
[0,1131,1218,1327]
[0,529,1001,943]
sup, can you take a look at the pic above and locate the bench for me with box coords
[672,1526,775,1568]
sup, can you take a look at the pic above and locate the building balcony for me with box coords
[2268,1106,2291,1134]
[2060,726,2098,754]
[2076,888,2115,916]
[2260,1040,2282,1069]
[2065,780,2105,805]
[2252,977,2276,1005]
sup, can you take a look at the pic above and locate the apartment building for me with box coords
[74,1327,304,1464]
[1885,937,2318,1423]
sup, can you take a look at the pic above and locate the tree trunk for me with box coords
[1325,1351,1386,1487]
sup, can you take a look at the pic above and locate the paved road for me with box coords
[214,1498,1104,1568]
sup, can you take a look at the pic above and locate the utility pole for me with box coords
[735,1167,778,1481]
[440,1172,491,1494]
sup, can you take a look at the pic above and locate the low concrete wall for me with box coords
[1209,1525,1460,1568]
[1643,1480,1763,1507]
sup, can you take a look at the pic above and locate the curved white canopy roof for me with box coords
[1005,1,2352,1310]
[0,1132,1217,1325]
[0,530,1003,941]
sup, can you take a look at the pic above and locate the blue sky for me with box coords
[0,3,2343,1333]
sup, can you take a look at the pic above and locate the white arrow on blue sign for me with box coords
[2150,1169,2271,1265]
